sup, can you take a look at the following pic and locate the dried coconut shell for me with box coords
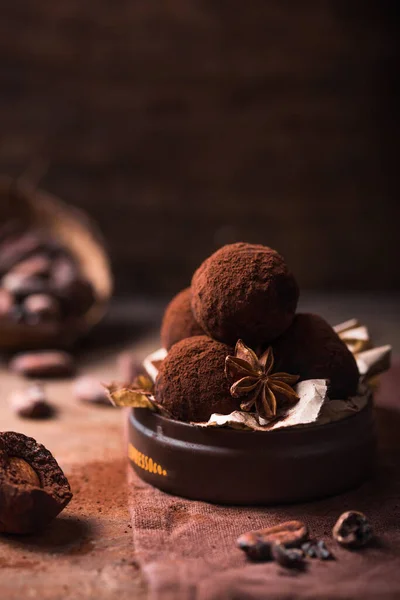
[0,176,112,350]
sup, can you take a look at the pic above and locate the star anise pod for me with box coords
[225,340,300,420]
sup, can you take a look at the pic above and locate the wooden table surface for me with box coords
[0,293,398,600]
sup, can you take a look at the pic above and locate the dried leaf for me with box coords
[106,384,155,409]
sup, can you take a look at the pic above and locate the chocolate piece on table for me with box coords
[191,242,299,347]
[160,287,204,350]
[155,335,238,422]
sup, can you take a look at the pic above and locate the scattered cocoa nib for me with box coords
[302,539,335,560]
[9,384,54,419]
[271,543,306,569]
[73,376,110,406]
[0,431,72,534]
[237,520,309,561]
[9,351,75,378]
[23,294,61,322]
[333,511,373,549]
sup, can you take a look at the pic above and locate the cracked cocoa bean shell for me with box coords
[0,431,72,534]
[332,511,373,548]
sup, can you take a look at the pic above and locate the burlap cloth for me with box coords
[128,360,400,599]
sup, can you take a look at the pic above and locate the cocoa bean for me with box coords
[11,253,52,278]
[237,520,309,561]
[332,511,373,549]
[9,384,54,419]
[9,351,75,378]
[50,256,95,315]
[0,288,13,318]
[23,294,61,322]
[0,232,45,273]
[73,376,110,406]
[2,272,47,297]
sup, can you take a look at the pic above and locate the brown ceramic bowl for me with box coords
[128,398,375,505]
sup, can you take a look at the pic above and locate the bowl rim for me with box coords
[130,392,372,438]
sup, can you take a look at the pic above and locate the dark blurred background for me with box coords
[0,1,398,298]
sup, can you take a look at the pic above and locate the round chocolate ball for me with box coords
[160,288,204,350]
[191,243,299,347]
[273,313,359,399]
[155,335,238,422]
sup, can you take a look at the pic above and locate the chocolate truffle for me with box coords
[160,288,204,350]
[191,243,299,347]
[155,335,238,422]
[273,313,359,399]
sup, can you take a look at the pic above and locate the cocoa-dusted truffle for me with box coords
[155,335,238,422]
[191,243,299,347]
[160,287,204,350]
[273,313,359,399]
